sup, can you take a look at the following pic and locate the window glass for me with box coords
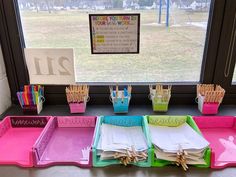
[18,0,211,82]
[233,66,236,83]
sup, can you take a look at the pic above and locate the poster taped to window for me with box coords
[89,14,140,54]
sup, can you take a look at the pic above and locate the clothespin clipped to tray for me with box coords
[109,85,132,113]
[196,84,225,114]
[65,85,90,113]
[149,84,172,112]
[113,146,148,166]
[176,145,188,171]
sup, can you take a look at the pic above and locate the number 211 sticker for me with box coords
[24,48,75,85]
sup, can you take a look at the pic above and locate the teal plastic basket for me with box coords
[92,116,152,167]
[145,115,211,168]
[112,97,130,113]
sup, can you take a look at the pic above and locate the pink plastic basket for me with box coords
[193,116,236,169]
[202,103,219,115]
[69,102,86,113]
[198,95,220,114]
[0,116,52,167]
[33,116,97,168]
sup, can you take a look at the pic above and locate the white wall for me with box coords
[0,45,11,115]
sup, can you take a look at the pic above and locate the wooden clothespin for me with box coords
[113,146,148,166]
[128,85,132,94]
[65,85,89,104]
[176,146,188,171]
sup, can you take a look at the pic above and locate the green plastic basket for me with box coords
[151,98,169,112]
[146,115,211,168]
[92,116,152,167]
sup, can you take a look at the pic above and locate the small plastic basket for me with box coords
[68,97,89,114]
[146,115,211,168]
[110,91,131,113]
[112,97,130,113]
[92,116,152,167]
[151,98,169,112]
[149,87,171,112]
[197,95,219,115]
[22,100,43,115]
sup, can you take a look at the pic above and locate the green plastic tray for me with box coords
[92,116,152,167]
[146,115,211,168]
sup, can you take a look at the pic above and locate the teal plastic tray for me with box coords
[92,116,152,167]
[146,115,211,168]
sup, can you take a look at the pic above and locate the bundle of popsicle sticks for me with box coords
[65,85,89,103]
[17,85,44,107]
[197,84,225,103]
[149,84,171,102]
[109,85,132,101]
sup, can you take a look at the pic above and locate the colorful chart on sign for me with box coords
[89,14,140,54]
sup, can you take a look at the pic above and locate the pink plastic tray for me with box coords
[0,116,51,167]
[33,116,97,167]
[193,116,236,169]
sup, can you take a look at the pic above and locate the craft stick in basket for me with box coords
[65,85,89,103]
[198,84,225,103]
[197,84,214,96]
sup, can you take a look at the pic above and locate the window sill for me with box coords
[1,104,236,119]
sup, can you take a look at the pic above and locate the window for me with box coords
[18,0,211,83]
[2,0,235,104]
[212,0,236,92]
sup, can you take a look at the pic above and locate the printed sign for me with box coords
[89,14,140,54]
[11,117,48,127]
[24,48,75,85]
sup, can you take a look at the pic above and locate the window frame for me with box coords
[212,0,236,104]
[1,0,234,105]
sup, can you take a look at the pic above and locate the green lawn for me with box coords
[20,9,209,83]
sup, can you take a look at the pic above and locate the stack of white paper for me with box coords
[97,124,148,160]
[149,123,209,165]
